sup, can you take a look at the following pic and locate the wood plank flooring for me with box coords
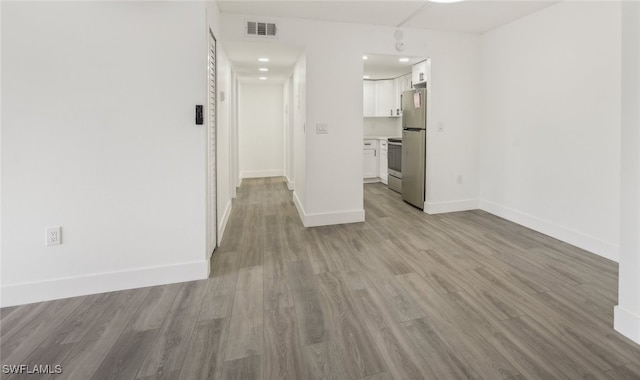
[2,177,640,379]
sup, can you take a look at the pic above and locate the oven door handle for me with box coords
[388,142,402,146]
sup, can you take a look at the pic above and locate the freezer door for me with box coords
[401,88,426,130]
[401,129,426,209]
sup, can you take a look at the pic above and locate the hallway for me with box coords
[1,177,639,379]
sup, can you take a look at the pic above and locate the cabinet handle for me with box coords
[375,150,377,157]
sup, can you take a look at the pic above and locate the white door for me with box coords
[207,30,217,257]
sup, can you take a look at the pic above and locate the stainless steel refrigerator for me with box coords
[401,88,426,209]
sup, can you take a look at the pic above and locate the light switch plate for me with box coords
[316,122,328,134]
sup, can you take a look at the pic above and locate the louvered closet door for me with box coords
[208,30,217,254]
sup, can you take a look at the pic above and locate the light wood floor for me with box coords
[2,177,640,379]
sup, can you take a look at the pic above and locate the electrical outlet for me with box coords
[46,226,61,246]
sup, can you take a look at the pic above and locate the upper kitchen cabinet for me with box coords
[393,77,403,115]
[376,80,395,117]
[393,73,412,113]
[363,80,376,117]
[363,54,428,116]
[412,60,428,86]
[363,79,397,117]
[404,73,413,90]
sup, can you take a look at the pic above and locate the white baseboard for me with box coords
[292,191,306,224]
[218,200,232,245]
[240,170,284,179]
[614,305,640,344]
[0,260,209,307]
[286,177,294,191]
[424,199,479,214]
[479,199,619,262]
[293,191,364,227]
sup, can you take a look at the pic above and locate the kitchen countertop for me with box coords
[363,136,401,140]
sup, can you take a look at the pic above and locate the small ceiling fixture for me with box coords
[399,58,410,62]
[258,57,269,62]
[362,55,368,60]
[259,77,267,80]
[363,75,370,79]
[394,29,405,52]
[429,0,464,3]
[259,68,269,72]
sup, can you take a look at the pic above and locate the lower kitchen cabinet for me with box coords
[363,140,378,179]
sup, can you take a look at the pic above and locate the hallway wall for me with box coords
[238,83,285,179]
[1,1,210,306]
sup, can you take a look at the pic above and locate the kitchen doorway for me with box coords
[361,53,429,207]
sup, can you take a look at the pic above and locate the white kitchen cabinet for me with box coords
[393,77,403,116]
[375,80,395,117]
[394,73,412,113]
[363,80,398,117]
[412,60,427,86]
[363,139,378,179]
[379,139,388,184]
[405,73,412,90]
[363,80,376,117]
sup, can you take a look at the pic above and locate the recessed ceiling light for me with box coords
[258,58,269,62]
[259,68,269,72]
[363,75,370,79]
[259,77,267,80]
[429,0,464,3]
[362,55,368,60]
[399,58,410,62]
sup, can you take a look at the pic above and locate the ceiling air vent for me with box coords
[246,21,278,38]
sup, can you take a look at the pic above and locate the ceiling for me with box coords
[218,0,559,84]
[363,54,425,80]
[223,41,303,84]
[216,1,559,34]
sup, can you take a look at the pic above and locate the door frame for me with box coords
[207,28,218,259]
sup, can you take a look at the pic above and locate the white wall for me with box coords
[615,1,640,345]
[479,1,621,261]
[238,84,285,178]
[222,15,482,226]
[284,76,295,189]
[363,117,402,138]
[293,53,307,216]
[1,1,210,306]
